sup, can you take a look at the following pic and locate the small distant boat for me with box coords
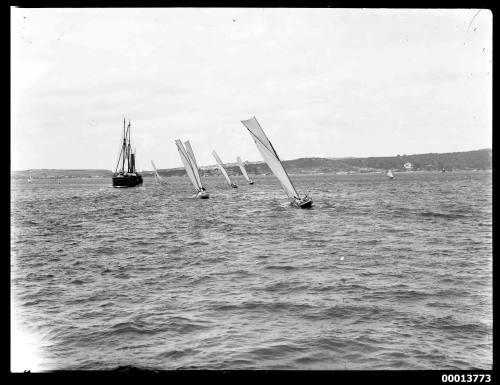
[175,139,209,198]
[112,119,143,188]
[27,175,33,183]
[241,116,312,208]
[442,168,446,173]
[237,156,254,184]
[150,160,165,184]
[386,170,394,179]
[212,150,237,188]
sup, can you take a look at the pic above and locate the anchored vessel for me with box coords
[241,116,312,208]
[237,156,254,184]
[175,139,209,199]
[212,150,238,188]
[112,119,143,188]
[151,160,165,184]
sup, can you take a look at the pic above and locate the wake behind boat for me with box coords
[112,119,143,188]
[241,116,312,208]
[175,139,209,198]
[237,156,254,184]
[212,150,237,188]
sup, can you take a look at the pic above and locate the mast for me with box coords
[121,118,126,173]
[127,121,132,173]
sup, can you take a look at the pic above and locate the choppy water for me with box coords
[11,171,492,370]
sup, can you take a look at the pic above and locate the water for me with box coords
[10,171,492,370]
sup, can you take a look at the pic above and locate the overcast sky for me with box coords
[11,8,491,171]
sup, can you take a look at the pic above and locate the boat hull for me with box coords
[248,181,254,185]
[197,191,210,199]
[112,174,143,188]
[292,197,313,209]
[231,183,238,188]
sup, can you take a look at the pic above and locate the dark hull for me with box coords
[197,191,210,199]
[112,174,143,188]
[292,197,313,209]
[297,200,313,208]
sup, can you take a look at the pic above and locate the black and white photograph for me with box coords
[10,7,492,373]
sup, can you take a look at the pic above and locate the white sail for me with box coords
[387,170,394,178]
[175,139,202,191]
[212,150,233,186]
[184,140,203,189]
[236,156,251,183]
[241,117,299,199]
[151,160,164,183]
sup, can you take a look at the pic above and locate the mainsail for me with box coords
[184,140,203,189]
[151,160,164,183]
[175,139,203,191]
[236,156,251,183]
[212,150,233,186]
[387,170,394,178]
[241,117,299,199]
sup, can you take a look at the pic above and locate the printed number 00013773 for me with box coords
[442,374,491,383]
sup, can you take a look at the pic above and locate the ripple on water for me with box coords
[10,172,492,370]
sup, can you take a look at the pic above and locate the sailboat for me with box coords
[237,156,254,184]
[386,170,394,179]
[27,174,32,183]
[175,139,209,199]
[212,150,237,188]
[150,160,165,184]
[240,116,312,208]
[112,119,143,188]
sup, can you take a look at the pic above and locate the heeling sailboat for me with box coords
[150,160,165,184]
[386,169,394,179]
[240,116,312,208]
[175,139,209,199]
[112,119,143,188]
[236,156,254,184]
[212,150,237,188]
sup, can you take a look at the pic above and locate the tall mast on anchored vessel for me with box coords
[121,118,126,173]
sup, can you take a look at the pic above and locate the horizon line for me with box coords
[10,147,491,173]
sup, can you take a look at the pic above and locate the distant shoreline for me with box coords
[11,148,492,179]
[10,169,492,181]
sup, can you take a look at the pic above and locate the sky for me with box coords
[11,8,492,171]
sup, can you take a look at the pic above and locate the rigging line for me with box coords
[115,120,124,172]
[246,118,302,198]
[246,128,300,199]
[121,118,126,173]
[114,122,125,173]
[177,142,202,190]
[114,145,123,173]
[184,142,203,186]
[186,146,203,188]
